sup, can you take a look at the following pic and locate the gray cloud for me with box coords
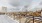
[9,0,32,7]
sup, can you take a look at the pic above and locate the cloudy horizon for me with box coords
[0,0,42,12]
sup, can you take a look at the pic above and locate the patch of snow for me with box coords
[0,15,19,23]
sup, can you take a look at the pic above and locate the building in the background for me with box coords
[0,7,2,12]
[2,6,7,12]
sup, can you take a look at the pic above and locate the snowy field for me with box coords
[0,15,19,23]
[0,0,42,23]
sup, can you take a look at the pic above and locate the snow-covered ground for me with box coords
[0,15,19,23]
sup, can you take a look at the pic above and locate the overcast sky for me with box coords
[0,0,42,12]
[0,0,42,7]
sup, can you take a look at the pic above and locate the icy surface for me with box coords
[0,15,19,23]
